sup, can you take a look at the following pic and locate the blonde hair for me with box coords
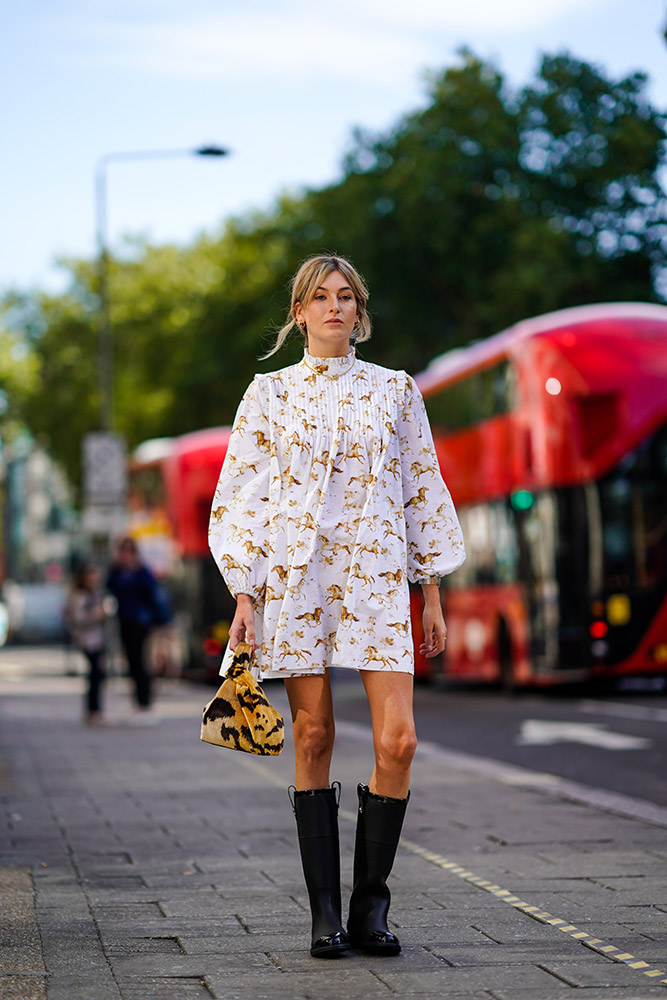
[261,254,371,360]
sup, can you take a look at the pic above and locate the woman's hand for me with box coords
[229,594,256,648]
[420,586,447,659]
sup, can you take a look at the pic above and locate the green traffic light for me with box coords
[511,490,535,511]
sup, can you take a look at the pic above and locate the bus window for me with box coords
[515,492,559,670]
[425,360,516,433]
[521,493,557,586]
[598,422,667,592]
[492,502,520,583]
[449,500,519,588]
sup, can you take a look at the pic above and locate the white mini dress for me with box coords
[209,348,465,679]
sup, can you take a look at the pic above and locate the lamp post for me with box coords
[94,145,229,432]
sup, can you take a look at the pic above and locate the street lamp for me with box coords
[94,145,230,432]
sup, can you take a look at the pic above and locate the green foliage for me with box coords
[1,50,665,492]
[0,300,41,442]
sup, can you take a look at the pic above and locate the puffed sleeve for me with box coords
[208,377,271,600]
[398,374,466,583]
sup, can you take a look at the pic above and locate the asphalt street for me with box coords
[331,670,667,808]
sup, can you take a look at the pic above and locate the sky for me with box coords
[2,0,666,294]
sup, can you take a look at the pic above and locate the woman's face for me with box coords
[295,270,358,357]
[117,541,139,568]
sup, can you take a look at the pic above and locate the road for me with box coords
[331,670,667,808]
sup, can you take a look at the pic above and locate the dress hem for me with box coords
[256,660,415,681]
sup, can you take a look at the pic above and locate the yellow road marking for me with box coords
[233,755,667,989]
[398,834,667,988]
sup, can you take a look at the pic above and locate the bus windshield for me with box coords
[597,422,667,595]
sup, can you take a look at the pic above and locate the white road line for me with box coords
[333,719,667,829]
[516,719,651,750]
[577,699,667,724]
[216,711,667,829]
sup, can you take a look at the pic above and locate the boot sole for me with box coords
[348,931,401,955]
[310,942,351,958]
[350,940,401,955]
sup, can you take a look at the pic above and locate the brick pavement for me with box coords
[1,648,667,999]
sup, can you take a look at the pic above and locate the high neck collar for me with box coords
[302,346,356,377]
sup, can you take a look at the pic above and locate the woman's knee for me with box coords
[376,727,418,770]
[293,718,335,763]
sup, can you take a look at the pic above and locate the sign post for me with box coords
[82,432,128,542]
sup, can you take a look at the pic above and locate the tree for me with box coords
[295,51,665,371]
[2,50,665,490]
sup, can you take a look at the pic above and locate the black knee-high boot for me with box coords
[289,783,350,958]
[347,783,410,955]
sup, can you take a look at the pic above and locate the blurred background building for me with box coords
[2,435,77,642]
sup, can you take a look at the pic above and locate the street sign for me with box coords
[81,504,128,537]
[83,433,126,504]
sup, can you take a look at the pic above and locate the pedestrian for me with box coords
[106,537,162,721]
[66,564,108,725]
[208,254,466,958]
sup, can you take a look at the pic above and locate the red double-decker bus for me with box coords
[128,428,235,676]
[416,302,667,688]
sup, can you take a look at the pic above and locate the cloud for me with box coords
[355,0,609,32]
[51,0,612,84]
[58,5,428,85]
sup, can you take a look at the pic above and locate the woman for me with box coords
[209,255,465,958]
[67,564,108,725]
[106,537,162,719]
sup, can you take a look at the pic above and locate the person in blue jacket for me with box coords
[106,537,168,717]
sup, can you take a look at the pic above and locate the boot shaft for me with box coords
[289,782,349,956]
[348,782,410,951]
[290,784,340,837]
[290,783,342,894]
[353,783,409,884]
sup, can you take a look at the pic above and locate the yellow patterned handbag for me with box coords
[200,642,284,755]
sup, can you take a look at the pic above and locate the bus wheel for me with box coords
[497,620,516,695]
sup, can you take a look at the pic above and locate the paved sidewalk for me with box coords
[1,647,667,1000]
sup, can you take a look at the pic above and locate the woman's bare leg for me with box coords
[284,671,336,790]
[360,671,417,798]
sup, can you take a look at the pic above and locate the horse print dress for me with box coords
[209,348,466,680]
